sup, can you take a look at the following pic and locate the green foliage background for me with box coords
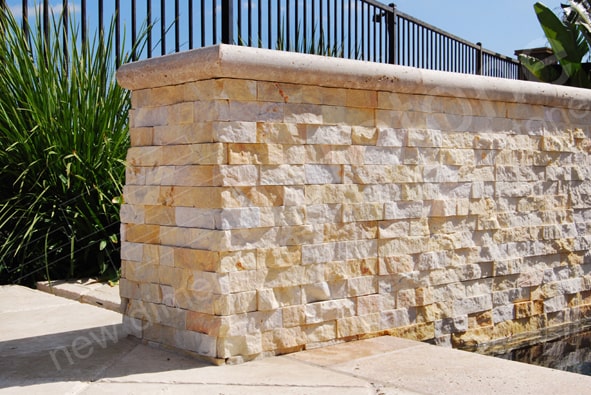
[0,9,142,285]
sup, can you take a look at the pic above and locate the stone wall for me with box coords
[117,44,591,364]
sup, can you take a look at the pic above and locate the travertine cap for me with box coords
[117,44,591,108]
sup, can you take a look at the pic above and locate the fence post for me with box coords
[221,0,233,44]
[388,3,396,65]
[476,42,483,75]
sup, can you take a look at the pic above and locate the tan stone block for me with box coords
[129,127,154,146]
[167,102,194,125]
[337,313,380,337]
[264,266,306,288]
[323,222,378,243]
[158,266,187,288]
[257,122,306,144]
[132,106,167,127]
[319,86,347,106]
[303,282,332,303]
[149,85,185,106]
[416,287,434,306]
[183,80,215,101]
[228,227,277,250]
[379,306,410,329]
[175,288,214,314]
[346,107,375,127]
[283,305,306,327]
[260,165,306,185]
[144,206,175,225]
[264,82,317,104]
[121,241,144,262]
[217,333,263,358]
[167,186,224,208]
[379,236,430,256]
[228,143,283,165]
[347,276,378,297]
[161,144,226,165]
[348,165,393,184]
[513,301,535,319]
[124,224,160,244]
[343,203,384,222]
[378,255,414,275]
[259,206,306,227]
[119,278,141,300]
[231,101,283,123]
[177,329,217,357]
[173,247,219,272]
[172,165,219,187]
[214,79,257,100]
[257,246,301,269]
[397,289,416,308]
[185,311,222,336]
[321,105,346,125]
[213,121,257,143]
[272,327,307,349]
[307,125,352,145]
[387,322,435,342]
[378,220,409,239]
[125,166,145,185]
[214,291,257,315]
[122,260,159,283]
[306,299,355,324]
[352,126,378,145]
[218,165,259,186]
[305,184,364,205]
[217,250,256,272]
[221,186,285,208]
[228,269,262,293]
[130,88,151,108]
[120,205,145,225]
[304,322,338,344]
[347,89,378,109]
[357,294,382,315]
[257,288,279,311]
[126,146,162,167]
[143,244,159,265]
[153,124,214,145]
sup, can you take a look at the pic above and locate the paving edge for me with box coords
[36,279,122,313]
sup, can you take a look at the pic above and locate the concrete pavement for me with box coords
[2,284,591,394]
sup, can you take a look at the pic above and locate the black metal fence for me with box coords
[0,0,521,79]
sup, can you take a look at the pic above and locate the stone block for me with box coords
[337,313,381,337]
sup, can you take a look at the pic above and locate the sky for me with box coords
[394,0,565,57]
[4,0,569,59]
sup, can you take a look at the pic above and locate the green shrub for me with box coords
[0,8,145,285]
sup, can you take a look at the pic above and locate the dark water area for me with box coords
[490,329,591,376]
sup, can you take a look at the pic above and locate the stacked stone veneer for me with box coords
[117,44,591,363]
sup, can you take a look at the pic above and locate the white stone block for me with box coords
[305,164,342,184]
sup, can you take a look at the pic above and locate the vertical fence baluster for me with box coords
[131,0,137,58]
[188,0,193,49]
[247,0,252,46]
[116,0,121,65]
[258,0,262,48]
[175,0,179,52]
[286,0,290,51]
[63,0,68,69]
[160,0,165,54]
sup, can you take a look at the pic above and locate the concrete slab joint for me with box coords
[117,44,591,364]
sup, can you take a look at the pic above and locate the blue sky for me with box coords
[5,1,568,58]
[395,1,565,57]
